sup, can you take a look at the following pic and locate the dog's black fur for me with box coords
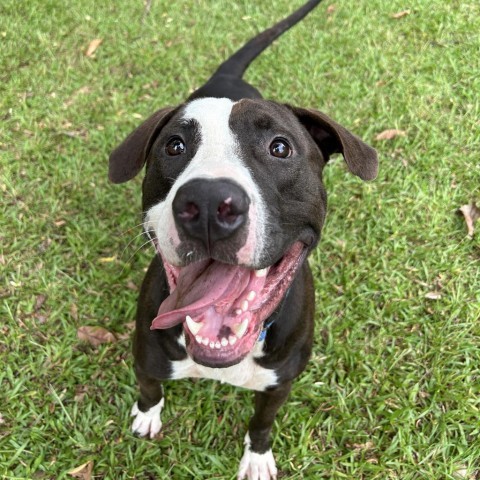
[108,1,377,478]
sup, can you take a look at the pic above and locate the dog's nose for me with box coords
[172,178,250,248]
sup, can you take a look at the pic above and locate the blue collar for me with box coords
[258,320,274,342]
[258,286,291,342]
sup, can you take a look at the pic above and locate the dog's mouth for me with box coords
[150,241,307,367]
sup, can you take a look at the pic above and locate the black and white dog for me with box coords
[109,1,377,478]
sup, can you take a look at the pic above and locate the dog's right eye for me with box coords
[165,137,186,156]
[269,138,292,159]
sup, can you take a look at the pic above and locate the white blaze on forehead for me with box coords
[145,97,266,266]
[180,98,250,180]
[182,97,235,160]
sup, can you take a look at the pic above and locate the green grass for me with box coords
[1,0,479,478]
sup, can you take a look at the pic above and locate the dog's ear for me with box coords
[109,107,176,183]
[287,106,378,181]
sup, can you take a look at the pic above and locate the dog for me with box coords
[108,0,378,478]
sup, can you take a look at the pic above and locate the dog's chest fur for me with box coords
[171,335,278,391]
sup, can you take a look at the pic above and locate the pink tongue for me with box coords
[151,261,251,329]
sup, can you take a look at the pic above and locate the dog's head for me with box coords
[109,97,377,367]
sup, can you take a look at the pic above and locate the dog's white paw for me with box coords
[130,398,164,439]
[237,434,277,480]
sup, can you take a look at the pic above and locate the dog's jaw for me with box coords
[151,241,308,368]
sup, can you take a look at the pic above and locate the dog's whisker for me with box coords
[119,231,152,260]
[119,238,157,275]
[118,222,149,237]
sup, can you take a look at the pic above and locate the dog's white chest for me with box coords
[170,339,278,391]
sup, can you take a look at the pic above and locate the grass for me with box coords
[1,0,479,478]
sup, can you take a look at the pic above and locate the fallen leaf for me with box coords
[99,256,117,263]
[61,129,88,139]
[0,413,5,424]
[63,86,92,108]
[125,321,136,331]
[117,322,135,341]
[392,10,411,19]
[425,291,442,300]
[117,332,131,341]
[74,385,89,403]
[77,326,117,347]
[458,202,480,237]
[375,129,406,141]
[35,294,47,311]
[453,465,475,479]
[76,86,92,95]
[70,303,79,321]
[68,460,93,479]
[349,441,374,452]
[327,4,336,15]
[85,38,102,57]
[34,314,48,324]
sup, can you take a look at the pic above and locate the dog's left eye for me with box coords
[269,138,292,158]
[165,137,186,156]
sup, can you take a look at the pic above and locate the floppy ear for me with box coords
[287,106,378,181]
[108,107,177,183]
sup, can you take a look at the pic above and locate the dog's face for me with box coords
[110,97,377,368]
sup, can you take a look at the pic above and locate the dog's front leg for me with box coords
[238,382,292,480]
[131,370,165,439]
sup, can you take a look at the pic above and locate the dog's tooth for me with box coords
[228,335,237,345]
[215,341,221,349]
[238,318,249,337]
[232,318,249,338]
[209,341,215,349]
[241,300,249,312]
[255,268,268,277]
[247,290,256,301]
[195,335,203,344]
[186,315,202,335]
[202,337,209,346]
[221,337,228,347]
[234,308,242,316]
